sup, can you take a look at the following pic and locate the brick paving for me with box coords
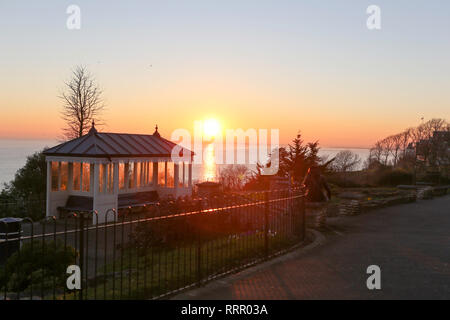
[174,195,450,299]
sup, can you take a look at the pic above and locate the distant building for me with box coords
[414,130,450,181]
[43,123,193,224]
[415,131,450,165]
[405,143,415,156]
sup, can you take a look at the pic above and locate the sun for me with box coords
[203,118,221,139]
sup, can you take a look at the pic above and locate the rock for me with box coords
[417,187,434,200]
[397,185,420,190]
[305,203,327,228]
[339,200,361,216]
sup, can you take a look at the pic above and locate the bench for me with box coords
[118,191,159,209]
[57,195,93,216]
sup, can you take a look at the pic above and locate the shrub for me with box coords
[0,240,77,293]
[418,172,450,185]
[325,172,363,187]
[377,168,413,186]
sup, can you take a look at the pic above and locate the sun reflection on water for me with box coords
[202,143,216,181]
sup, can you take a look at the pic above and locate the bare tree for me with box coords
[369,142,383,164]
[380,136,394,165]
[424,118,447,138]
[331,150,361,172]
[390,134,403,167]
[399,128,412,158]
[60,66,105,140]
[412,119,448,162]
[219,165,250,190]
[369,118,448,172]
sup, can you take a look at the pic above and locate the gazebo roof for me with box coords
[44,124,193,159]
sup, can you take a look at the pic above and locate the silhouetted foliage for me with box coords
[331,150,361,173]
[244,132,323,190]
[0,240,77,293]
[219,165,250,191]
[0,151,47,220]
[376,168,414,186]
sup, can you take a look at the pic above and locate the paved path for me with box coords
[174,195,450,299]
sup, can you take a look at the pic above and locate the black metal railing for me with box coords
[0,189,305,300]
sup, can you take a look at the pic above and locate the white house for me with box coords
[43,123,193,224]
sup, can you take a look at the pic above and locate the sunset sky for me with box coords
[0,1,449,147]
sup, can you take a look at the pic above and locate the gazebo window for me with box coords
[99,164,105,192]
[82,163,90,192]
[128,162,135,189]
[119,163,125,190]
[106,164,114,193]
[178,162,183,187]
[167,162,174,188]
[51,162,58,191]
[148,161,153,185]
[98,163,113,193]
[142,161,147,186]
[73,162,81,190]
[158,161,165,186]
[136,162,141,188]
[60,162,68,191]
[141,162,146,186]
[143,161,148,185]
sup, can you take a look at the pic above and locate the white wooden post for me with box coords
[133,162,137,189]
[113,162,119,195]
[124,162,129,190]
[143,161,147,186]
[164,162,168,187]
[153,162,158,186]
[188,163,192,187]
[46,161,51,217]
[140,161,144,188]
[90,163,95,193]
[113,162,119,221]
[174,163,179,191]
[183,162,186,187]
[68,162,73,192]
[93,162,100,223]
[147,161,150,185]
[102,163,107,193]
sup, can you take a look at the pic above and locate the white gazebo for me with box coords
[43,123,193,224]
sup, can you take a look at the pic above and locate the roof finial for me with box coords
[89,119,98,134]
[153,124,160,137]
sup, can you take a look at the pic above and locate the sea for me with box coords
[0,139,370,190]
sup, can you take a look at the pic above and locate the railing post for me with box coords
[264,191,269,258]
[78,213,85,300]
[300,194,306,241]
[196,199,203,287]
